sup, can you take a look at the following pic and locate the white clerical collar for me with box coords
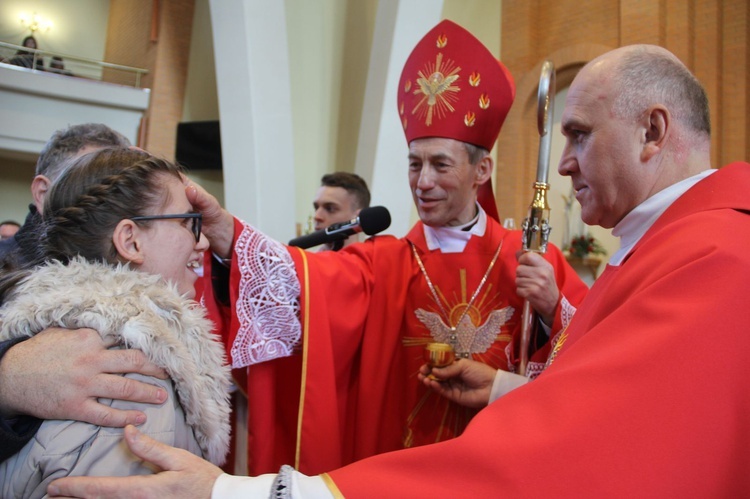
[609,169,716,265]
[423,204,487,253]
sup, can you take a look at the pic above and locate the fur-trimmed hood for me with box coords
[0,257,232,465]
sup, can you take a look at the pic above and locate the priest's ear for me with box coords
[641,105,669,162]
[31,175,52,214]
[112,219,145,265]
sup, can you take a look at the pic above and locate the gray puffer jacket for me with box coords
[0,258,232,499]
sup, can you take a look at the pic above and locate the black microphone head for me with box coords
[359,206,391,236]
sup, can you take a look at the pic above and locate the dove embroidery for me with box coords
[415,306,514,357]
[412,53,461,126]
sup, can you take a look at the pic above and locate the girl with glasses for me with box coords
[0,148,231,498]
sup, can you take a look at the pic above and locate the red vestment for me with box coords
[325,163,750,496]
[206,215,588,475]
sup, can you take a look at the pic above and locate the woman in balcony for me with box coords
[9,35,44,71]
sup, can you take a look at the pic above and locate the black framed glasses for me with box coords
[130,213,203,243]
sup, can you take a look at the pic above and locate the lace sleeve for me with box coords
[521,296,577,380]
[230,221,302,368]
[559,295,576,331]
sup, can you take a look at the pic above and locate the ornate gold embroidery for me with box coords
[412,53,461,126]
[464,111,475,127]
[399,102,404,115]
[469,71,480,87]
[404,79,411,92]
[436,33,447,48]
[409,241,514,358]
[546,329,569,368]
[479,93,490,110]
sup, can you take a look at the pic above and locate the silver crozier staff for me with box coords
[518,60,556,377]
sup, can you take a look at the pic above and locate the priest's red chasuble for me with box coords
[325,163,750,496]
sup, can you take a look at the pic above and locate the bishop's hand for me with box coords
[515,251,559,325]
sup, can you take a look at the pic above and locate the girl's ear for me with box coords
[112,219,145,264]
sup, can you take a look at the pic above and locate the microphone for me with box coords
[289,206,391,250]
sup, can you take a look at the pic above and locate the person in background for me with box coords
[0,221,20,241]
[9,35,44,71]
[48,56,73,76]
[48,41,750,499]
[312,171,370,251]
[0,123,133,271]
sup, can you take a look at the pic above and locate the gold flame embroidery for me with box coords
[436,33,447,48]
[464,111,476,127]
[469,72,481,87]
[404,80,412,92]
[400,102,404,115]
[479,93,490,110]
[546,330,569,369]
[412,53,461,126]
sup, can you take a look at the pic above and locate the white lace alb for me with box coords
[231,221,302,368]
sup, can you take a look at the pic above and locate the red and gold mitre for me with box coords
[397,20,515,221]
[397,19,515,151]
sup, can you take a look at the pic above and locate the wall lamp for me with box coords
[19,12,53,34]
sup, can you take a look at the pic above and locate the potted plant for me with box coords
[565,234,607,260]
[564,234,607,279]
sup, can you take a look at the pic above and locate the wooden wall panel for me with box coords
[620,0,663,45]
[104,0,155,89]
[144,0,195,159]
[104,0,195,158]
[693,0,721,168]
[721,0,749,164]
[665,0,692,64]
[537,1,619,55]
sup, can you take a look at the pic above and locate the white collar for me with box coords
[610,169,716,265]
[423,204,487,253]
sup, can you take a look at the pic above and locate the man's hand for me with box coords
[0,328,167,425]
[417,359,497,409]
[48,425,221,499]
[184,178,235,259]
[515,251,559,325]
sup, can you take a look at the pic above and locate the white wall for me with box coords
[287,0,345,231]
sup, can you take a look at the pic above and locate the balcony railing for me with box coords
[0,41,149,88]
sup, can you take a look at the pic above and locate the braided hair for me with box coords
[0,148,185,301]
